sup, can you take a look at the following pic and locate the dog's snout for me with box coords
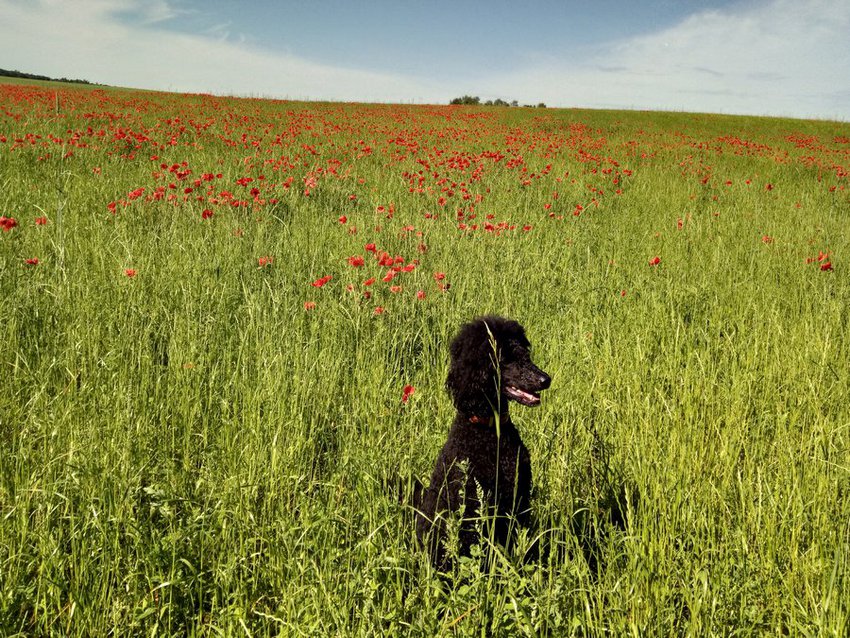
[534,368,551,390]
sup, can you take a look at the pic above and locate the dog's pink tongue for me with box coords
[506,386,541,406]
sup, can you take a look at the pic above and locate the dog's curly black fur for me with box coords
[415,316,551,571]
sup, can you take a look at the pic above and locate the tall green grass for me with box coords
[1,82,848,635]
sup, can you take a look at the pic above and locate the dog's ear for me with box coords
[446,319,500,413]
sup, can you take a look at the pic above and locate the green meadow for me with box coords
[1,80,849,636]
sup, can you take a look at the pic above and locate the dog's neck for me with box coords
[462,410,511,427]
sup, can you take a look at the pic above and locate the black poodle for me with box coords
[415,316,551,571]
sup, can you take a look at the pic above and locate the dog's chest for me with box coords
[455,423,531,493]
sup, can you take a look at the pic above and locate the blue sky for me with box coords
[2,0,849,120]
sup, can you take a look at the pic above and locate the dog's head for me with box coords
[446,316,551,417]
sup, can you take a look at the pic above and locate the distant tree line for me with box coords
[450,95,546,108]
[0,68,93,85]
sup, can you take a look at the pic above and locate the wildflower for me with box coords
[35,216,48,226]
[363,277,376,286]
[821,262,833,271]
[365,243,377,253]
[311,275,332,287]
[125,268,137,277]
[25,257,39,266]
[434,272,446,281]
[416,290,426,300]
[0,216,18,232]
[649,256,661,266]
[373,306,385,315]
[338,215,347,224]
[347,255,365,267]
[402,385,415,403]
[761,235,773,244]
[202,209,214,219]
[390,285,402,293]
[258,256,273,268]
[304,301,316,310]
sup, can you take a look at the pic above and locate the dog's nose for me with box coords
[536,369,551,390]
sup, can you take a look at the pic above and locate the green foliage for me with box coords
[0,81,849,636]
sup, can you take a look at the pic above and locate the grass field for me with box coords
[1,79,849,636]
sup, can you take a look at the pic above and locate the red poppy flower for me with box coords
[363,277,376,286]
[402,385,415,403]
[311,275,332,287]
[124,268,137,277]
[25,257,39,266]
[416,290,426,300]
[433,272,446,281]
[0,216,18,232]
[373,306,385,315]
[821,262,833,271]
[648,256,661,267]
[338,215,347,224]
[365,243,377,253]
[35,216,48,226]
[347,255,365,267]
[202,209,214,219]
[304,301,316,310]
[258,256,273,268]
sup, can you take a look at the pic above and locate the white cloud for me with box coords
[0,0,444,102]
[478,0,850,119]
[0,0,847,119]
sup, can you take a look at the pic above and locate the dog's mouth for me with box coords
[505,385,542,407]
